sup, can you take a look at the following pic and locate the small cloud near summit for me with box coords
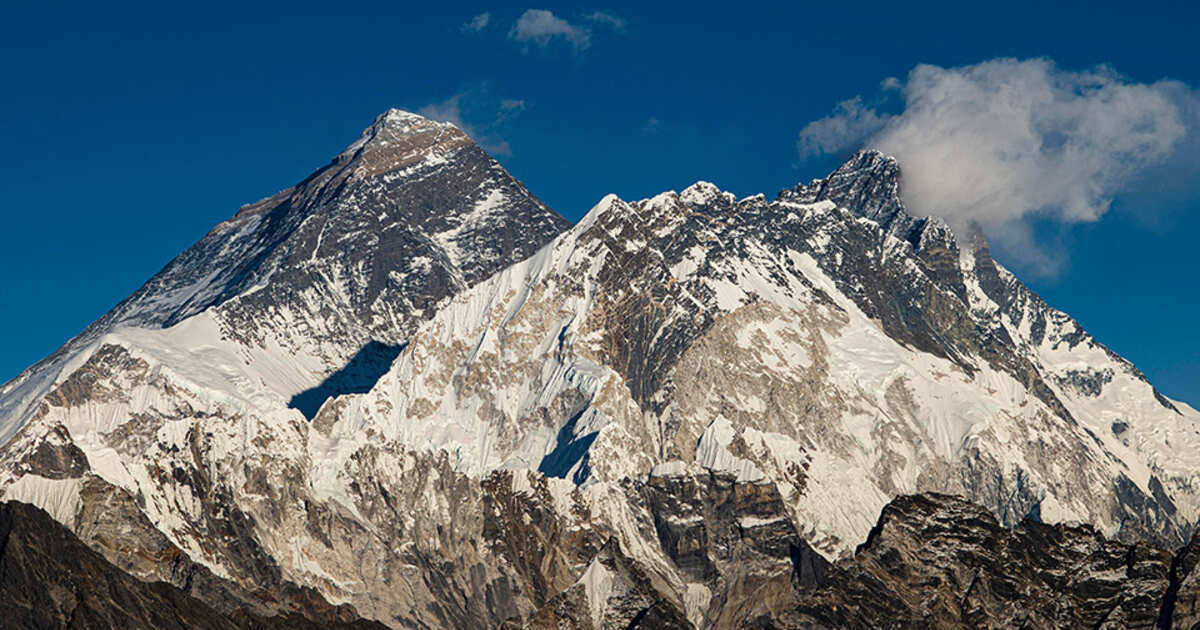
[417,90,526,157]
[462,12,491,33]
[796,97,890,159]
[494,99,527,127]
[416,96,466,130]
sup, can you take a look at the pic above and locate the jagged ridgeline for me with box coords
[1,109,1199,629]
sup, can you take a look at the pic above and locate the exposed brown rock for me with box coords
[0,500,386,630]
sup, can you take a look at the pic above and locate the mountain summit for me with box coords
[0,109,568,439]
[0,125,1198,629]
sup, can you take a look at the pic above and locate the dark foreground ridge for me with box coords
[0,501,387,630]
[6,492,1200,629]
[517,487,1200,630]
[751,493,1200,630]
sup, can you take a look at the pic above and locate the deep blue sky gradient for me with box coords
[2,1,1198,404]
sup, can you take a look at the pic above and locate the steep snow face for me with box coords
[0,109,569,444]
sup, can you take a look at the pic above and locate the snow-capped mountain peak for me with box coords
[679,181,733,206]
[0,107,568,441]
[335,108,465,174]
[1,141,1198,629]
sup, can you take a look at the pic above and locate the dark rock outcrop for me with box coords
[0,500,387,630]
[1163,530,1200,629]
[764,493,1183,629]
[522,539,692,630]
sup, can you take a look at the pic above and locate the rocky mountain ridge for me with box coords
[762,492,1200,630]
[0,109,1198,629]
[0,499,388,629]
[8,490,1200,629]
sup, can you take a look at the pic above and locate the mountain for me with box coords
[322,149,1199,548]
[0,108,568,437]
[752,492,1200,630]
[528,491,1200,630]
[10,489,1200,630]
[0,109,1198,629]
[0,500,387,629]
[0,109,571,623]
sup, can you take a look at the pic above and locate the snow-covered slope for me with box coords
[0,139,1197,629]
[0,109,568,442]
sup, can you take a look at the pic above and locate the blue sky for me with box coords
[2,2,1198,405]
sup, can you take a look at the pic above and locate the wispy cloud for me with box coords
[462,12,490,33]
[797,58,1200,275]
[584,11,626,32]
[797,97,890,159]
[504,9,626,53]
[509,9,591,51]
[641,117,662,135]
[417,91,526,157]
[494,99,527,128]
[417,95,470,132]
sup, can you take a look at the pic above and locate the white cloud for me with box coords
[462,12,490,33]
[880,76,901,91]
[797,58,1197,274]
[509,9,590,51]
[797,97,891,158]
[418,92,524,157]
[584,11,626,32]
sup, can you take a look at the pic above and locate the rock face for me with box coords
[522,539,692,630]
[0,500,386,630]
[1164,530,1200,629]
[529,492,1200,630]
[13,488,1200,630]
[778,493,1174,629]
[0,107,1199,630]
